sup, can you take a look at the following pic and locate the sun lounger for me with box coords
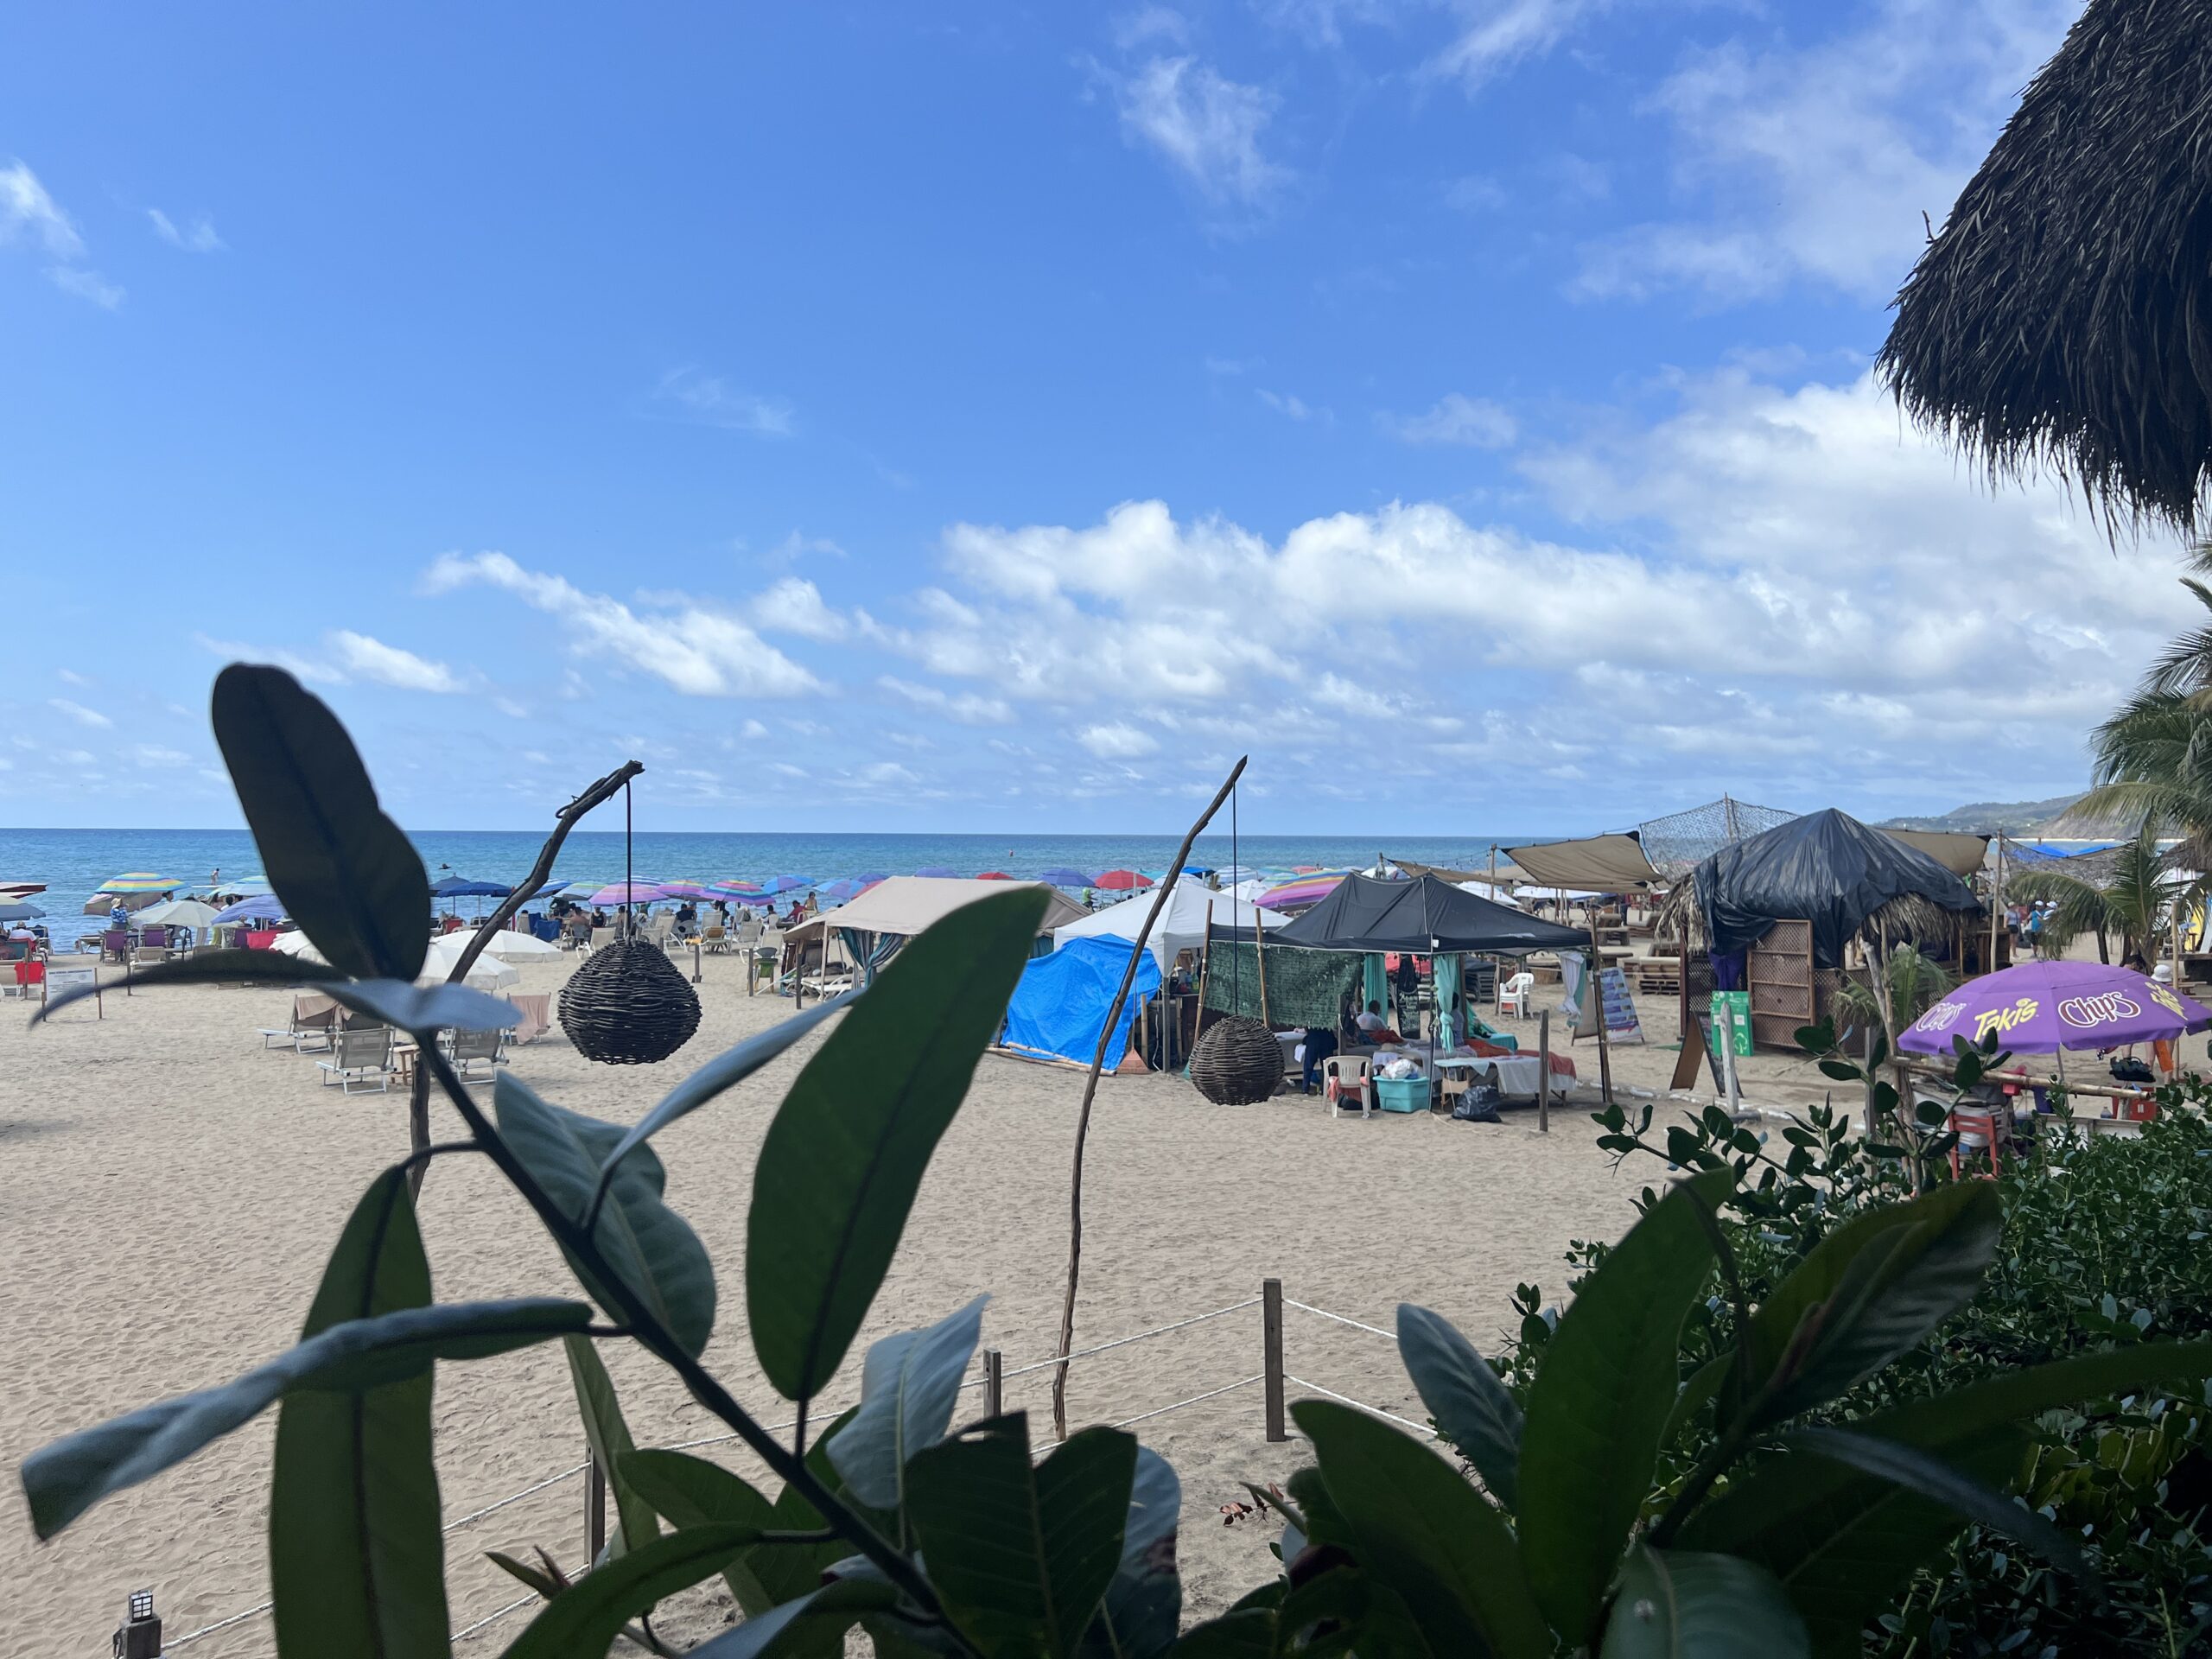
[259,992,340,1052]
[448,1027,508,1084]
[3,959,46,1001]
[317,1027,397,1093]
[505,993,551,1045]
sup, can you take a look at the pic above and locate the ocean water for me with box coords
[0,827,1549,929]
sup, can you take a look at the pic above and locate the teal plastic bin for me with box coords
[1374,1076,1431,1114]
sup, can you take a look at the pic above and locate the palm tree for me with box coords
[2076,543,2212,866]
[2009,829,2182,963]
[1834,942,1953,1045]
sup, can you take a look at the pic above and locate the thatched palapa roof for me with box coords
[1877,0,2212,531]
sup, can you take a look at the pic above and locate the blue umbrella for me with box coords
[212,893,286,925]
[853,871,888,886]
[764,874,813,893]
[433,874,514,898]
[1038,867,1096,887]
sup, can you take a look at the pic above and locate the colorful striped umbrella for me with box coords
[1096,869,1153,891]
[655,881,721,900]
[1259,873,1350,910]
[99,872,181,893]
[763,874,814,893]
[708,879,763,897]
[588,882,668,906]
[817,878,867,902]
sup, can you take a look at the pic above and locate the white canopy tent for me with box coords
[783,877,1088,946]
[1052,881,1291,972]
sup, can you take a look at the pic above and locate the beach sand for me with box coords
[0,949,1840,1654]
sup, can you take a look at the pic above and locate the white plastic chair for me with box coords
[1498,972,1535,1019]
[1322,1054,1374,1119]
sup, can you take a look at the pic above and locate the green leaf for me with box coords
[495,1073,717,1357]
[22,1297,589,1539]
[563,1334,658,1560]
[212,663,431,981]
[1395,1304,1522,1512]
[1662,1353,1731,1452]
[747,887,1049,1400]
[1516,1167,1730,1645]
[1787,1427,2094,1585]
[499,1523,762,1659]
[270,1167,448,1659]
[683,1579,900,1658]
[828,1295,988,1514]
[905,1413,1135,1658]
[1293,1399,1550,1659]
[1599,1545,1808,1658]
[1732,1183,2000,1426]
[485,1548,565,1601]
[594,992,861,1198]
[617,1448,779,1614]
[1082,1446,1184,1659]
[1167,1609,1276,1658]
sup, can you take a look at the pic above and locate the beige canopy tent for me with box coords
[1882,830,1990,879]
[1504,834,1663,893]
[1389,855,1533,887]
[781,877,1086,947]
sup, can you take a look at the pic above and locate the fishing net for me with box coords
[1638,795,1796,880]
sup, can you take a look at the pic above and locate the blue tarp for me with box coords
[998,936,1159,1068]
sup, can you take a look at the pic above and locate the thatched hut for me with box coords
[1876,0,2212,531]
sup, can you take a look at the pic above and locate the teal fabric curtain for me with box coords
[1433,953,1463,1046]
[1363,953,1389,1018]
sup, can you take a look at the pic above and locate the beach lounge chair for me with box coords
[1322,1055,1373,1119]
[505,992,551,1045]
[586,926,616,957]
[3,959,45,1001]
[259,992,340,1052]
[1497,972,1535,1020]
[318,1027,397,1093]
[448,1028,508,1084]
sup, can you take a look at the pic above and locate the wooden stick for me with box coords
[1588,915,1614,1107]
[1537,1010,1552,1133]
[408,760,642,1196]
[1052,757,1246,1441]
[1262,1277,1287,1442]
[1254,917,1271,1027]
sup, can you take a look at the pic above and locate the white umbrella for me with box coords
[138,899,220,929]
[420,935,518,988]
[477,927,561,961]
[271,931,329,963]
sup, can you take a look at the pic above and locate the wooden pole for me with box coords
[1052,758,1246,1441]
[1193,915,1213,1038]
[1262,1277,1287,1442]
[1537,1010,1552,1133]
[1589,915,1615,1108]
[1254,921,1271,1028]
[982,1349,1003,1420]
[586,1452,607,1562]
[1987,834,2004,972]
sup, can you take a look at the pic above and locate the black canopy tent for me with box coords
[1694,809,1981,970]
[1274,874,1589,956]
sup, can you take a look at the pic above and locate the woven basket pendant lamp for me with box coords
[1189,1015,1282,1104]
[558,780,701,1065]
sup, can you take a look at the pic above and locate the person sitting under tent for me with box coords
[1352,1001,1402,1044]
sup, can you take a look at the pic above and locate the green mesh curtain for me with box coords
[1203,942,1362,1027]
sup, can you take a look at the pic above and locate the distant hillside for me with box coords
[1877,794,2084,834]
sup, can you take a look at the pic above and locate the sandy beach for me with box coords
[0,949,1835,1654]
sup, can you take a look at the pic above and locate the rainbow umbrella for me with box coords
[708,879,763,898]
[656,881,720,900]
[1259,873,1350,910]
[99,872,181,893]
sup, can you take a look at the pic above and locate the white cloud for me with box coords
[3,161,123,308]
[1256,388,1330,423]
[1,161,83,258]
[129,745,191,767]
[1378,393,1516,448]
[750,576,849,640]
[859,760,921,785]
[48,698,112,728]
[1077,721,1161,758]
[423,551,823,697]
[1102,56,1291,207]
[1111,5,1190,48]
[879,676,1014,726]
[147,208,225,252]
[1573,0,2080,303]
[1444,174,1507,213]
[329,631,464,693]
[1428,0,1605,90]
[649,367,795,437]
[192,632,343,684]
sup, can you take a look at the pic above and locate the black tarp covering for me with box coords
[1695,808,1980,968]
[1274,874,1590,955]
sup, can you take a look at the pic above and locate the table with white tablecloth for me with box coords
[1434,1052,1563,1103]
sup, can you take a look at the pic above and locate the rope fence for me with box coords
[118,1281,1427,1654]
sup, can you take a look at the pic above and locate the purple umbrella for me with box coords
[763,874,813,894]
[1039,867,1096,887]
[1899,961,2212,1055]
[589,882,668,906]
[914,866,962,879]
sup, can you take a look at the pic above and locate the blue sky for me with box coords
[2,0,2184,834]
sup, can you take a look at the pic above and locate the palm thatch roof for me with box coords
[1876,0,2212,531]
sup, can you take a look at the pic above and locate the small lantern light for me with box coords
[113,1591,161,1659]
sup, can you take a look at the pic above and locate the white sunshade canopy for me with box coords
[420,935,519,988]
[1053,881,1291,971]
[137,899,221,928]
[782,876,1089,944]
[474,926,561,960]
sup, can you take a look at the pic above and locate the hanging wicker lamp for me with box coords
[1190,1015,1281,1105]
[560,938,701,1065]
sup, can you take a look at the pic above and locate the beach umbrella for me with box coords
[478,927,562,961]
[1878,0,2212,532]
[1096,870,1153,892]
[200,875,273,898]
[1899,961,2212,1057]
[271,930,328,963]
[708,879,764,897]
[0,881,46,899]
[763,874,814,893]
[211,893,288,925]
[914,867,963,880]
[0,901,46,925]
[1259,873,1349,911]
[852,872,887,886]
[433,874,514,899]
[976,871,1014,880]
[137,899,219,929]
[421,935,519,988]
[588,882,667,906]
[816,878,866,903]
[99,873,181,894]
[654,881,720,901]
[1038,867,1096,888]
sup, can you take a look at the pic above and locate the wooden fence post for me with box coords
[982,1348,1003,1420]
[1262,1278,1287,1442]
[1537,1011,1552,1134]
[586,1452,607,1562]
